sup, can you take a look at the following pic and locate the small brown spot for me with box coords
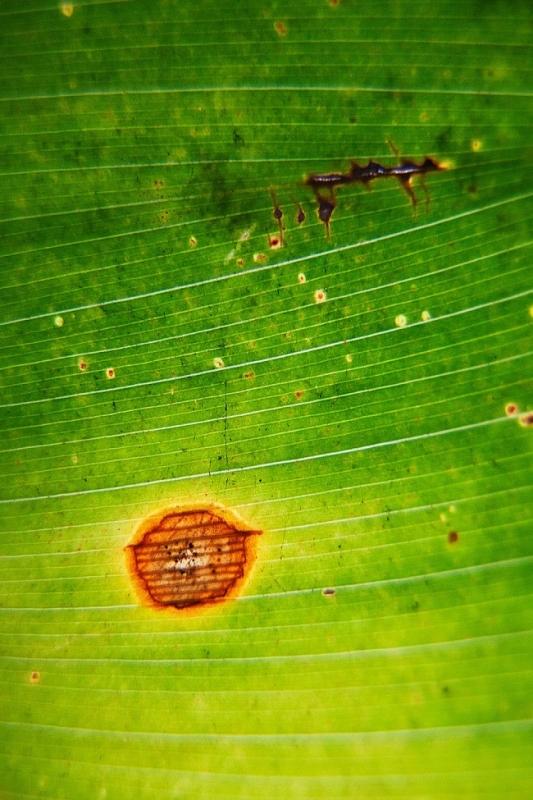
[296,204,306,224]
[213,357,225,370]
[30,671,40,684]
[322,587,336,597]
[268,234,282,249]
[60,2,74,17]
[253,252,267,264]
[78,358,88,372]
[243,370,255,381]
[519,412,533,428]
[105,367,115,380]
[297,272,306,284]
[505,403,518,416]
[314,289,327,304]
[294,389,304,400]
[448,531,459,544]
[188,235,198,248]
[274,20,288,37]
[236,257,245,268]
[125,506,261,613]
[328,0,341,6]
[153,179,165,189]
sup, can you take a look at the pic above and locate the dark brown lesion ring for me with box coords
[125,505,261,614]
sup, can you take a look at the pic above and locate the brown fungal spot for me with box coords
[236,257,245,268]
[296,204,306,224]
[519,412,533,428]
[30,671,40,684]
[243,370,255,381]
[125,506,261,613]
[105,367,115,380]
[188,235,198,248]
[448,531,459,544]
[268,234,282,249]
[78,358,88,372]
[253,252,267,264]
[294,389,304,400]
[274,20,288,37]
[322,587,336,597]
[314,289,327,304]
[297,272,306,284]
[505,402,518,416]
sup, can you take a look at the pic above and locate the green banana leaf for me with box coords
[1,0,531,797]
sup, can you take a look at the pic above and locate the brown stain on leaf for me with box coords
[125,505,261,614]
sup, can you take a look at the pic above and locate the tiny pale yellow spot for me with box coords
[448,505,457,514]
[395,314,407,328]
[188,236,198,248]
[71,454,79,465]
[345,354,353,364]
[439,512,447,523]
[60,2,74,17]
[213,357,225,369]
[298,272,306,284]
[314,289,327,304]
[528,305,533,319]
[253,252,267,264]
[470,139,482,152]
[421,310,431,321]
[54,315,64,328]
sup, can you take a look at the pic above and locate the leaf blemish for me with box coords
[213,357,225,369]
[322,587,336,597]
[448,531,459,544]
[395,314,407,328]
[305,144,446,237]
[30,671,40,684]
[274,20,288,37]
[125,506,261,613]
[78,358,88,372]
[505,402,518,416]
[518,412,533,428]
[105,367,115,380]
[314,289,327,304]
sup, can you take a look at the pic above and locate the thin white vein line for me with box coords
[0,719,530,745]
[2,284,530,411]
[1,84,531,104]
[0,175,518,314]
[1,502,528,579]
[1,35,531,60]
[0,122,529,147]
[0,623,530,660]
[2,312,527,448]
[2,189,531,329]
[3,345,527,462]
[6,264,528,409]
[0,211,519,362]
[5,253,528,401]
[0,414,519,505]
[0,164,461,258]
[0,0,131,16]
[2,750,531,785]
[0,445,524,537]
[2,238,529,377]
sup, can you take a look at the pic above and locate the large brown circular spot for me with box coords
[125,506,261,613]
